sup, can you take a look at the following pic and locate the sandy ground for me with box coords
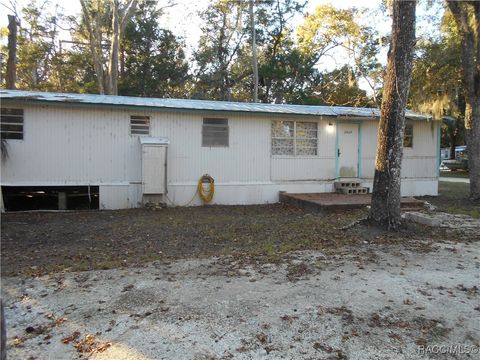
[2,239,479,360]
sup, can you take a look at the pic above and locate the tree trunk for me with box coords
[447,1,480,200]
[6,14,17,90]
[108,0,137,95]
[120,43,125,81]
[80,0,105,94]
[249,0,258,102]
[369,0,417,228]
[80,0,136,95]
[218,12,228,100]
[107,0,120,95]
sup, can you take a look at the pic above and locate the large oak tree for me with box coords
[369,0,417,228]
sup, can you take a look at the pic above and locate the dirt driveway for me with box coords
[2,240,479,359]
[1,204,479,359]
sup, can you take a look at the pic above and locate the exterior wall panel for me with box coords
[0,102,439,208]
[360,119,439,181]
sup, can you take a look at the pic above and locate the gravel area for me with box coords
[2,240,479,359]
[2,199,479,359]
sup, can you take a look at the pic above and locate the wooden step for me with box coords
[279,192,425,212]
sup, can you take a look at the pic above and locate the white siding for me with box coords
[360,120,379,178]
[1,105,141,185]
[360,119,439,181]
[0,103,439,208]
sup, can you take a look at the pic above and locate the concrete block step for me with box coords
[335,186,369,195]
[334,181,362,189]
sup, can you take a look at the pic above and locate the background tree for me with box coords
[253,0,306,103]
[5,14,17,89]
[446,0,480,200]
[369,0,417,228]
[297,5,384,104]
[192,0,248,101]
[249,0,258,102]
[79,0,138,95]
[192,0,310,103]
[119,1,189,97]
[312,65,371,107]
[9,1,62,90]
[409,7,465,159]
[0,0,93,92]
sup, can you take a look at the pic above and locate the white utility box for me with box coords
[140,137,169,195]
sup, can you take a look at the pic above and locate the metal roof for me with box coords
[0,89,431,121]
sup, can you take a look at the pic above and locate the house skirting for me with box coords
[1,178,438,210]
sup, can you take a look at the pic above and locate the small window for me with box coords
[1,108,24,140]
[202,118,229,147]
[404,124,413,148]
[130,115,150,135]
[272,120,317,156]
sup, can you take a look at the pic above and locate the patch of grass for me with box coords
[261,242,276,256]
[420,181,479,218]
[440,170,469,178]
[278,242,304,254]
[446,207,480,219]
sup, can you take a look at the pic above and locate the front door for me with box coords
[337,123,359,177]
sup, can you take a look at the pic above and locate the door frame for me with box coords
[335,121,362,178]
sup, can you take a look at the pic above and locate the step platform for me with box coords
[279,192,425,212]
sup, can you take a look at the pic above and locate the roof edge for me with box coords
[0,89,432,121]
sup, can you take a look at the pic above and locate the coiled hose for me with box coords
[197,174,215,203]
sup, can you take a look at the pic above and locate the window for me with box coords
[1,108,24,140]
[202,118,229,147]
[130,115,150,135]
[404,124,413,148]
[271,121,317,156]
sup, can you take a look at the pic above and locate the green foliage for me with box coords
[257,31,322,104]
[1,0,189,97]
[119,1,189,97]
[409,6,466,151]
[297,5,384,104]
[13,0,61,90]
[409,18,463,119]
[309,66,372,107]
[3,0,385,107]
[191,0,249,100]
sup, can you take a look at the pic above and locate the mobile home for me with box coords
[0,90,439,210]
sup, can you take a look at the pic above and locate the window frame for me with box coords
[404,123,413,148]
[202,118,229,147]
[271,120,318,157]
[1,108,24,140]
[130,115,150,136]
